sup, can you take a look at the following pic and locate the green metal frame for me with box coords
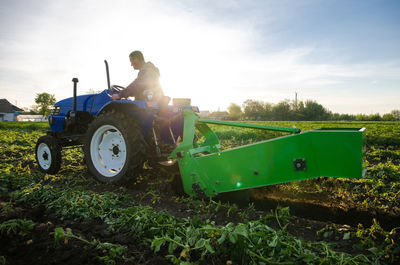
[170,109,366,197]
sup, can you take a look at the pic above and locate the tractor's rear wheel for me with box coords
[84,111,146,183]
[35,135,61,174]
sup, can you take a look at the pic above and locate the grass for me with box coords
[0,120,399,264]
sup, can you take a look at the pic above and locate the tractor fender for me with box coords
[96,100,147,116]
[96,101,156,138]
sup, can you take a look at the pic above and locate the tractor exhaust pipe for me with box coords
[104,60,111,89]
[72,78,79,113]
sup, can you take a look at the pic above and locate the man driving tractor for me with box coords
[111,50,164,103]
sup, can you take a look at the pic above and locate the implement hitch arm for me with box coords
[170,110,366,197]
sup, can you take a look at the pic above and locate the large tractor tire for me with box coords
[84,111,146,183]
[35,135,61,174]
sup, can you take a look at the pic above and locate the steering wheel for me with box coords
[111,85,125,92]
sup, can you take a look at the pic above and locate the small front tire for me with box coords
[35,135,62,174]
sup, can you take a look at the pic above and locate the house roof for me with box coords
[0,99,24,113]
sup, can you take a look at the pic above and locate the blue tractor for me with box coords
[35,60,195,183]
[35,61,365,197]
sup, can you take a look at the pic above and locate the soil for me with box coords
[0,204,172,265]
[1,162,398,265]
[247,187,400,231]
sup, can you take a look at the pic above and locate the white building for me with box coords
[17,115,47,122]
[199,110,210,118]
[0,99,24,121]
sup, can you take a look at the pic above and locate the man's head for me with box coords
[129,50,145,70]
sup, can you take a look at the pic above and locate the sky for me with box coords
[0,0,399,114]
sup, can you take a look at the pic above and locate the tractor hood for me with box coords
[55,94,94,108]
[54,90,111,116]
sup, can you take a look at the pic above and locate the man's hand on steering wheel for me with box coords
[111,84,125,92]
[111,94,121,100]
[109,85,126,100]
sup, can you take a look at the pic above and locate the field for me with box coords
[0,121,399,265]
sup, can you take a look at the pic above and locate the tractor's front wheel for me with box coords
[84,111,146,183]
[35,135,61,174]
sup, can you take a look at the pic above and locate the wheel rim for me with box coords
[90,125,127,177]
[37,143,52,170]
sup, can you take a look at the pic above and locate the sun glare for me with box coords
[151,27,246,111]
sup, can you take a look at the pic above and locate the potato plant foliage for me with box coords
[0,121,399,264]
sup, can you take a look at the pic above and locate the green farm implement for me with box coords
[169,110,365,197]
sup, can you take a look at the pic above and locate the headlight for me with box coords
[50,106,60,115]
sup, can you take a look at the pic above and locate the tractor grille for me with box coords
[50,106,60,115]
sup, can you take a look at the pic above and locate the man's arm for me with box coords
[112,73,144,100]
[119,77,144,98]
[112,63,162,100]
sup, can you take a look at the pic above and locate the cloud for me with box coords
[0,0,399,115]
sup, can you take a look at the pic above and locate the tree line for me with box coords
[224,99,400,121]
[26,93,400,122]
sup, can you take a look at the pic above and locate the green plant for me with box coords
[262,206,291,230]
[0,219,35,236]
[0,202,14,217]
[238,202,257,221]
[316,224,339,240]
[226,203,238,218]
[54,227,127,265]
[139,189,161,205]
[355,219,400,263]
